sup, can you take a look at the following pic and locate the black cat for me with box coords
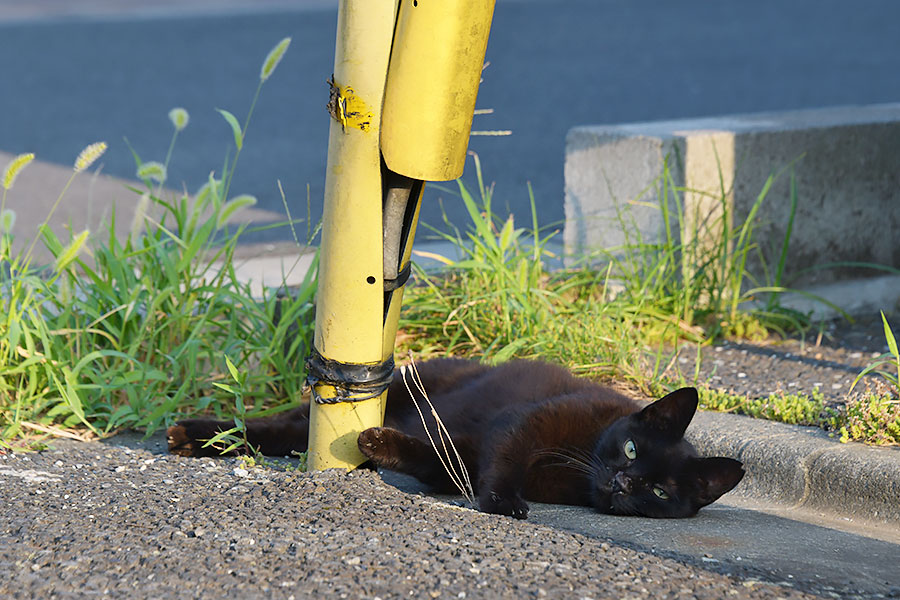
[168,358,744,519]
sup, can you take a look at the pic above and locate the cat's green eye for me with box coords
[623,440,637,459]
[652,486,669,500]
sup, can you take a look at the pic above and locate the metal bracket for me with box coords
[383,262,411,292]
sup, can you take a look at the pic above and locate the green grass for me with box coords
[851,312,900,393]
[835,312,900,444]
[690,385,831,427]
[834,393,900,445]
[400,153,808,377]
[668,382,899,445]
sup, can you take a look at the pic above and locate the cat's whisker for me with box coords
[533,448,596,475]
[589,455,610,477]
[556,446,608,477]
[564,446,600,469]
[540,460,595,475]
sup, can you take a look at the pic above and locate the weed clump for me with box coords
[834,394,900,445]
[0,38,312,448]
[401,153,810,383]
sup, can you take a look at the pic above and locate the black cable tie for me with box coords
[305,348,395,405]
[383,262,412,292]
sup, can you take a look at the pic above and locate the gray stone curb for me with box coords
[688,410,900,526]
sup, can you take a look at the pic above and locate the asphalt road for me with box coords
[0,437,853,599]
[2,430,897,599]
[1,0,900,242]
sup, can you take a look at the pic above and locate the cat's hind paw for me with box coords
[479,491,529,520]
[167,420,230,457]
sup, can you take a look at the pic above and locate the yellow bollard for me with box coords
[308,0,495,471]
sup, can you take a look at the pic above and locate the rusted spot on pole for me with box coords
[326,75,373,133]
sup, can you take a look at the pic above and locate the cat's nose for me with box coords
[613,471,632,494]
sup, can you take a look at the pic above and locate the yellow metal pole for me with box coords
[308,0,495,471]
[308,0,398,471]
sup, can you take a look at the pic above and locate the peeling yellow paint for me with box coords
[326,75,374,133]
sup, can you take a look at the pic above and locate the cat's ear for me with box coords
[638,387,698,439]
[690,457,745,507]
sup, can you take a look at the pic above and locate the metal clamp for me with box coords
[383,262,411,292]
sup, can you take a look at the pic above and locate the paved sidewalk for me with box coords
[1,438,830,600]
[384,409,900,595]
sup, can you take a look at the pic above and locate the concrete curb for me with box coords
[688,410,900,527]
[563,104,900,319]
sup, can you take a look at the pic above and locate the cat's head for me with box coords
[590,387,744,518]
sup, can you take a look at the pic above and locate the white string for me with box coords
[407,359,475,502]
[400,357,475,506]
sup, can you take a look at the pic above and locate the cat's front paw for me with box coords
[479,490,529,520]
[167,419,229,457]
[358,427,399,467]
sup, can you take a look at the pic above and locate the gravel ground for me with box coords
[674,314,896,409]
[1,439,818,600]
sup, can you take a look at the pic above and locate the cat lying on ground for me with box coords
[168,358,744,519]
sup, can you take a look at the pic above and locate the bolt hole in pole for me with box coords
[413,0,418,6]
[367,276,377,284]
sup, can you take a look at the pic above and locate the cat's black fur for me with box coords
[168,358,744,519]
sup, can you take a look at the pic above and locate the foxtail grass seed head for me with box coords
[0,209,15,234]
[137,161,168,185]
[3,152,35,190]
[260,37,291,82]
[168,107,190,132]
[55,229,90,273]
[74,142,107,173]
[216,194,257,229]
[195,176,222,208]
